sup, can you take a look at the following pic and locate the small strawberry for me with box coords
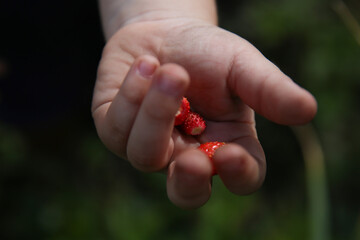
[174,97,190,126]
[181,111,206,135]
[198,141,226,175]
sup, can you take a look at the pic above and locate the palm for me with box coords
[97,19,255,141]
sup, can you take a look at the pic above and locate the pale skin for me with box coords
[91,0,317,209]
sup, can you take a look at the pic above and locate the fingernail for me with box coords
[137,58,157,77]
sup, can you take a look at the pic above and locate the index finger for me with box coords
[127,63,190,172]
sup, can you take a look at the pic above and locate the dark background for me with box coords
[1,0,359,239]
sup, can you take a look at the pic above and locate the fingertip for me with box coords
[175,150,213,178]
[296,89,318,124]
[213,143,265,195]
[167,149,212,209]
[153,63,190,98]
[274,84,318,125]
[213,144,248,179]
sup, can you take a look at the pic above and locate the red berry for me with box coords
[198,141,226,175]
[174,97,190,126]
[181,111,206,135]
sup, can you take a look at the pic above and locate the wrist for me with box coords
[99,0,218,40]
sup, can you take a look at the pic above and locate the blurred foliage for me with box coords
[1,0,360,239]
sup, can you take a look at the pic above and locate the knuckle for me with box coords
[128,153,162,172]
[143,98,176,123]
[127,144,170,173]
[121,85,146,106]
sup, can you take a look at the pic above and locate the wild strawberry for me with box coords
[198,141,226,175]
[174,97,190,126]
[181,111,206,135]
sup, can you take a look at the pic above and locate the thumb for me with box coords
[228,40,317,125]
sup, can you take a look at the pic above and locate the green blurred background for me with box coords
[0,0,359,239]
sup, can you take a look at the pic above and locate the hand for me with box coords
[91,18,317,209]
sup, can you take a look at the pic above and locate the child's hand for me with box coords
[91,19,317,209]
